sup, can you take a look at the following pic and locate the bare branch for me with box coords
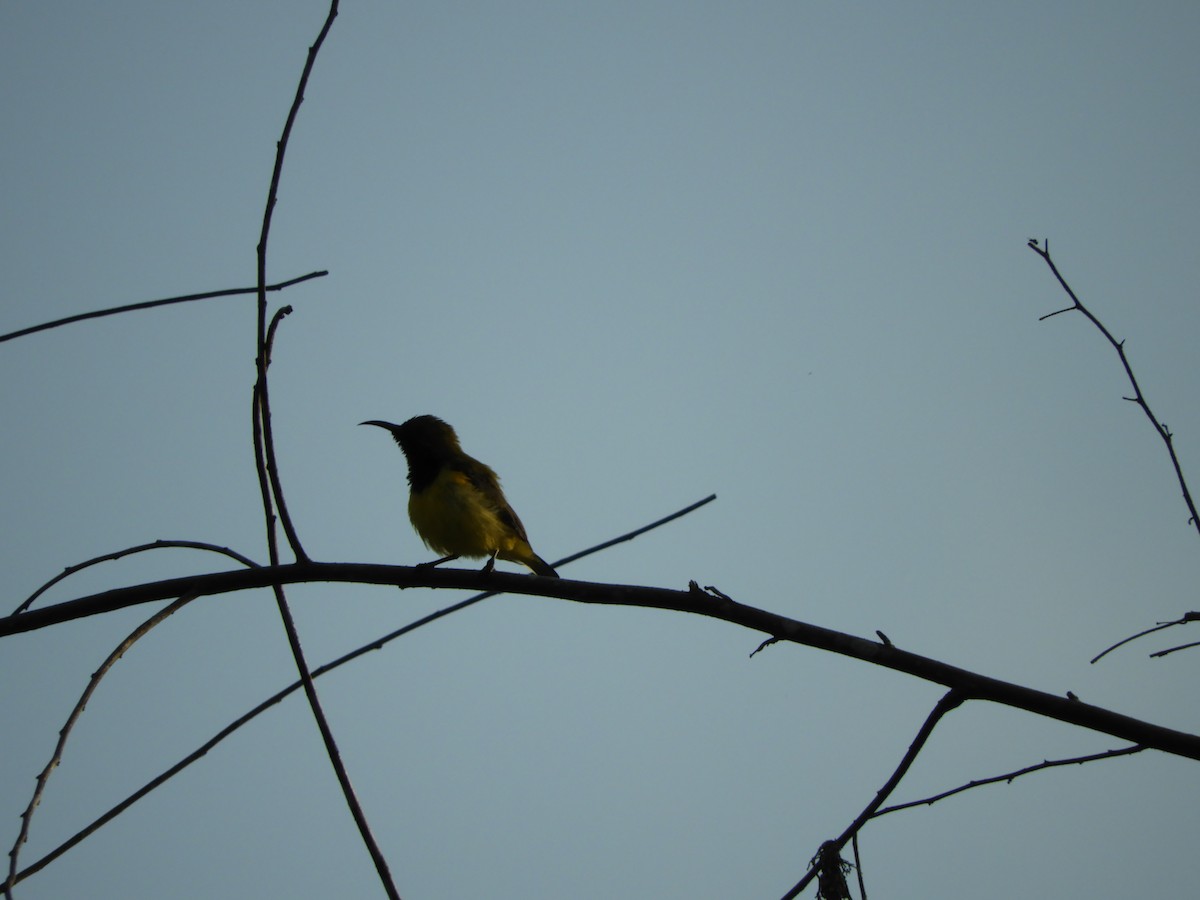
[1028,239,1200,541]
[551,494,715,566]
[6,496,716,888]
[0,271,327,344]
[871,744,1145,817]
[256,305,308,562]
[3,594,196,899]
[1150,638,1200,659]
[1091,612,1200,664]
[5,567,1200,761]
[12,540,260,616]
[243,3,398,897]
[781,691,965,899]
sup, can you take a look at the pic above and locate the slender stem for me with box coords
[1028,239,1200,540]
[4,595,195,899]
[12,540,259,616]
[780,691,965,899]
[871,744,1144,817]
[0,271,326,344]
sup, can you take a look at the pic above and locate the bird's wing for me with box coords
[454,456,531,542]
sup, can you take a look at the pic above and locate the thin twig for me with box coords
[1150,639,1200,658]
[851,832,867,899]
[871,743,1145,818]
[781,691,965,900]
[6,496,715,888]
[1028,238,1200,540]
[1090,614,1199,664]
[3,594,196,899]
[0,271,327,344]
[551,494,716,567]
[1030,239,1200,663]
[258,305,308,562]
[12,540,259,616]
[249,5,399,896]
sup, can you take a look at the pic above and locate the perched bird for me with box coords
[360,415,559,577]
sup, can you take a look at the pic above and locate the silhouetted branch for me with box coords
[551,494,716,566]
[871,743,1145,818]
[1028,238,1200,541]
[1030,239,1200,663]
[11,540,260,616]
[3,593,196,899]
[6,570,1200,760]
[780,691,965,900]
[5,496,716,889]
[256,305,308,562]
[1090,612,1200,663]
[0,271,327,344]
[1150,638,1200,658]
[246,5,398,897]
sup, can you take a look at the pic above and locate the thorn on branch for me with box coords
[703,584,733,603]
[1038,305,1076,321]
[749,637,780,658]
[876,630,893,647]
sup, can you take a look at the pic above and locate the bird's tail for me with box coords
[526,554,560,578]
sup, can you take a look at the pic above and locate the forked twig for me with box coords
[1090,613,1200,664]
[780,690,965,900]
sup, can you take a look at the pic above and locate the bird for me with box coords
[360,415,559,577]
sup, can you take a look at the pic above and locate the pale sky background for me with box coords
[2,2,1199,898]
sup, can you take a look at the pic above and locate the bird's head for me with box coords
[360,415,462,464]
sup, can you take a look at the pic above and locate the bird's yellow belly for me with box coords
[408,471,514,559]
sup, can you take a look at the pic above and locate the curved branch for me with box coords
[255,305,308,562]
[3,594,196,899]
[5,566,1200,762]
[12,540,260,616]
[1090,612,1200,664]
[247,4,399,897]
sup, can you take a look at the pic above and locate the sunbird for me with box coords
[361,415,559,577]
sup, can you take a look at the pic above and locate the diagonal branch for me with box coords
[3,593,197,899]
[1090,612,1200,664]
[0,271,326,344]
[1028,238,1200,540]
[871,743,1145,818]
[780,691,965,900]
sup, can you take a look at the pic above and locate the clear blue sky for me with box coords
[3,2,1199,898]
